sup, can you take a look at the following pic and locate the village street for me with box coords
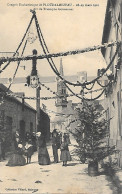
[0,1,121,194]
[0,139,122,194]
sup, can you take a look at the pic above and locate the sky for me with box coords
[0,0,108,118]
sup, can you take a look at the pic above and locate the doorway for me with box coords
[19,120,25,142]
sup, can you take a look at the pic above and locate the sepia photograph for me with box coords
[0,0,121,193]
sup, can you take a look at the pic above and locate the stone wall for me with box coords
[0,97,36,151]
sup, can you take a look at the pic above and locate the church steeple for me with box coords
[59,58,64,76]
[56,59,67,109]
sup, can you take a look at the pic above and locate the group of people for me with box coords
[52,129,71,166]
[28,129,71,167]
[1,129,71,167]
[6,131,36,166]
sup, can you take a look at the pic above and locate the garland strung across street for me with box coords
[49,45,120,87]
[40,82,60,97]
[65,82,105,101]
[0,10,120,104]
[83,88,105,101]
[35,9,119,99]
[0,88,104,101]
[0,9,120,90]
[32,11,119,90]
[32,12,121,87]
[0,41,120,66]
[33,14,82,99]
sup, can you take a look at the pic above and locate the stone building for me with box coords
[101,0,122,166]
[0,84,50,151]
[0,84,36,146]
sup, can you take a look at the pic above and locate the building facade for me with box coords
[101,0,122,166]
[0,84,36,148]
[0,84,50,151]
[51,59,82,133]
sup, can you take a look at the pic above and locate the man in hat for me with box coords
[52,129,59,163]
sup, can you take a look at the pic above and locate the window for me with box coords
[62,88,66,94]
[6,116,12,132]
[30,122,33,134]
[19,120,25,141]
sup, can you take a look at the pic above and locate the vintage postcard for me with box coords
[0,0,121,193]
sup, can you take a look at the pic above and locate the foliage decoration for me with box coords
[69,101,115,164]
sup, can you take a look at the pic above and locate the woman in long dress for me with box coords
[36,132,50,165]
[6,141,26,166]
[60,135,71,166]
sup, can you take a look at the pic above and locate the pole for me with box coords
[36,86,41,132]
[31,49,40,133]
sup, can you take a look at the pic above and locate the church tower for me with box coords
[56,59,68,111]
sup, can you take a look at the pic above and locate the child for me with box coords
[60,135,71,166]
[24,139,33,164]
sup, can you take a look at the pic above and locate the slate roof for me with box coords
[0,84,36,113]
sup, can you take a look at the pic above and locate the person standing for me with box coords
[52,129,59,163]
[60,135,71,166]
[12,131,20,151]
[1,137,6,160]
[36,132,50,165]
[0,135,6,161]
